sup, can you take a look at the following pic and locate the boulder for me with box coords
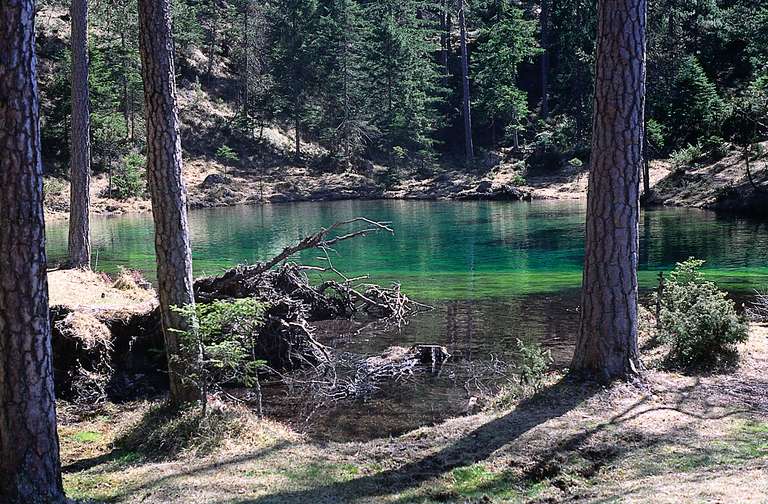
[201,173,230,188]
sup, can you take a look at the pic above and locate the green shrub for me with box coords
[111,153,146,200]
[509,173,527,186]
[172,298,269,394]
[701,135,729,161]
[514,338,553,390]
[216,145,239,164]
[670,143,705,171]
[646,118,666,154]
[656,258,748,369]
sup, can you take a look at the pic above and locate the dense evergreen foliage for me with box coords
[36,0,768,175]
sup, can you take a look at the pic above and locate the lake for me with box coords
[46,200,768,439]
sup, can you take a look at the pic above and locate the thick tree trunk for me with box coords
[68,0,91,269]
[0,1,65,501]
[539,0,550,120]
[459,0,474,163]
[138,0,201,404]
[572,0,646,381]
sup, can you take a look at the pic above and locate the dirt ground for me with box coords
[58,324,768,503]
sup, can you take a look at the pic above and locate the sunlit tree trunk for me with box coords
[68,0,91,269]
[0,0,65,501]
[138,0,201,403]
[459,0,474,163]
[572,0,647,381]
[539,0,550,119]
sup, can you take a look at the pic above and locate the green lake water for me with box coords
[46,199,768,300]
[45,200,768,439]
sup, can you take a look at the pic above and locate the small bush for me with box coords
[514,338,553,390]
[670,143,705,171]
[701,135,729,161]
[656,258,748,369]
[44,177,67,197]
[216,145,239,164]
[510,173,527,186]
[111,153,146,200]
[172,298,269,393]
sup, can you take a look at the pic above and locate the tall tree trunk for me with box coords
[572,0,646,381]
[744,143,765,194]
[539,0,550,119]
[459,0,473,163]
[642,124,651,196]
[68,0,91,269]
[138,0,201,404]
[294,112,301,160]
[440,0,450,75]
[0,1,65,501]
[242,0,250,117]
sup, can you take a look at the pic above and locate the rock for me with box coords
[454,182,532,201]
[476,180,493,193]
[483,150,504,169]
[201,173,230,188]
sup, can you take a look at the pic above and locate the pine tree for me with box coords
[667,56,725,146]
[473,0,539,148]
[573,0,647,381]
[267,0,320,160]
[363,0,445,167]
[0,0,66,500]
[314,0,371,168]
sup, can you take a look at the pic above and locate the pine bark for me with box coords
[68,0,91,269]
[572,0,647,381]
[0,0,66,501]
[458,0,474,163]
[138,0,201,403]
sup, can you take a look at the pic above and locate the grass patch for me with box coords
[70,430,103,444]
[284,462,361,485]
[63,472,123,502]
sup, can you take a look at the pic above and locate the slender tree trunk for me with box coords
[744,143,765,194]
[138,0,201,404]
[294,112,301,160]
[243,0,250,117]
[459,0,474,163]
[121,30,131,139]
[539,0,550,119]
[68,0,91,269]
[572,0,647,381]
[642,124,651,196]
[0,1,65,501]
[440,0,450,75]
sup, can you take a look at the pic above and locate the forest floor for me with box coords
[56,288,768,504]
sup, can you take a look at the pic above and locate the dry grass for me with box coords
[48,269,155,308]
[57,325,768,503]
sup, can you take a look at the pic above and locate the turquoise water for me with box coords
[46,199,768,300]
[45,200,768,438]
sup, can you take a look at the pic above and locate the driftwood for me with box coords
[194,218,431,369]
[326,344,451,401]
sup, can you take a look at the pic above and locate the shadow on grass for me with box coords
[224,376,597,503]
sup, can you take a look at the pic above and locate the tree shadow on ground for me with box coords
[225,376,599,503]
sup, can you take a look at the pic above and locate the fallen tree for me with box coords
[52,218,440,407]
